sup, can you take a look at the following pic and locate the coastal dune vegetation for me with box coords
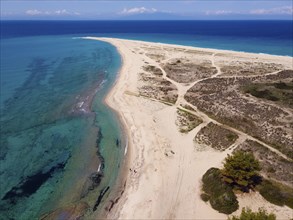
[201,150,293,215]
[84,37,293,219]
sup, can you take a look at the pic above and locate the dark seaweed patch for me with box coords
[95,128,105,172]
[107,181,126,212]
[89,172,104,190]
[93,186,110,211]
[2,161,66,204]
[96,128,103,147]
[116,138,120,147]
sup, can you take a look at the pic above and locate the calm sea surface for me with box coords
[0,20,292,219]
[2,20,292,56]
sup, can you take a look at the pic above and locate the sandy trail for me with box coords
[211,53,222,78]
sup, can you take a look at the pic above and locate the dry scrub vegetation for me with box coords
[195,122,238,151]
[132,42,292,216]
[235,140,293,187]
[176,109,203,133]
[185,70,293,158]
[163,59,217,83]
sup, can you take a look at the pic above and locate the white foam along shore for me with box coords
[83,37,293,219]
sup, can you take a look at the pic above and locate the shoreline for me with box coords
[82,36,292,59]
[85,37,293,219]
[95,46,131,218]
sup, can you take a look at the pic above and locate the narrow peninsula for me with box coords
[84,37,293,219]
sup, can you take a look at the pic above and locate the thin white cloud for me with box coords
[205,10,236,15]
[120,7,158,15]
[25,9,80,16]
[206,6,293,16]
[250,6,293,15]
[54,9,70,15]
[25,9,42,16]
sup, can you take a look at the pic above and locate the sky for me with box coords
[1,1,293,20]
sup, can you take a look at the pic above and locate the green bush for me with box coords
[228,207,276,220]
[202,168,239,214]
[257,179,284,206]
[273,82,293,90]
[285,196,293,209]
[221,151,261,191]
[242,81,293,109]
[226,133,238,142]
[257,179,293,209]
[200,193,210,202]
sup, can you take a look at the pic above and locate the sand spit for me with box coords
[83,37,293,219]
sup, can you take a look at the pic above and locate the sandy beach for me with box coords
[84,37,293,219]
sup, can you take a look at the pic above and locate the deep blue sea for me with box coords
[0,20,292,219]
[2,20,293,56]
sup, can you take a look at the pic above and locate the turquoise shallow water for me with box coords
[0,36,122,219]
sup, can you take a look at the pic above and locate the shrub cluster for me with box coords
[201,168,238,214]
[201,150,293,216]
[257,179,293,209]
[221,151,261,192]
[229,207,276,220]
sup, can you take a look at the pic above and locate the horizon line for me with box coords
[2,19,293,21]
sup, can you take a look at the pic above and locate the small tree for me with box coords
[221,150,261,191]
[228,207,276,220]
